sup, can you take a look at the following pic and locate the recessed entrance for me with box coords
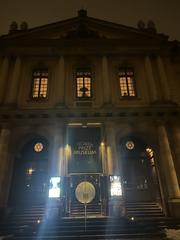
[120,137,161,203]
[9,138,49,206]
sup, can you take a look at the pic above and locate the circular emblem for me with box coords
[34,143,43,152]
[75,181,96,204]
[126,141,135,150]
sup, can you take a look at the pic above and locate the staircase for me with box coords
[0,205,170,239]
[1,203,180,239]
[125,201,164,219]
[70,202,103,217]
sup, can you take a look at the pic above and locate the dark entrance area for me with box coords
[120,137,161,202]
[9,138,49,206]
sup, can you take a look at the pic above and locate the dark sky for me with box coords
[0,0,179,40]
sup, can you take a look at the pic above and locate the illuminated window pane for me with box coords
[32,70,48,99]
[119,67,136,97]
[76,69,92,99]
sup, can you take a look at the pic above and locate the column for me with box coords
[58,128,65,176]
[50,128,64,176]
[100,142,106,174]
[0,128,11,207]
[156,56,170,100]
[102,56,111,105]
[106,123,118,175]
[0,57,9,104]
[5,57,21,105]
[56,56,65,105]
[158,124,180,199]
[144,56,158,102]
[171,124,180,183]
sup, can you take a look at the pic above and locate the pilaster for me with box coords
[5,57,21,105]
[105,122,118,175]
[56,56,65,106]
[0,57,9,104]
[102,56,111,105]
[144,56,158,102]
[156,56,170,101]
[157,124,180,199]
[0,128,11,207]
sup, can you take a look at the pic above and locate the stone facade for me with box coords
[0,10,180,217]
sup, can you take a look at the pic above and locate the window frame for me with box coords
[75,68,93,100]
[30,69,49,100]
[118,67,137,98]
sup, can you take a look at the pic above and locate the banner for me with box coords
[68,127,101,173]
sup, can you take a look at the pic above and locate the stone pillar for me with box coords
[5,57,21,105]
[0,57,9,104]
[50,128,65,176]
[58,128,65,176]
[100,142,106,174]
[144,56,158,102]
[0,128,11,207]
[171,124,180,184]
[106,123,118,175]
[102,56,111,105]
[56,56,65,106]
[156,56,170,100]
[158,124,180,199]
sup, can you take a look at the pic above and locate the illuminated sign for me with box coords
[48,177,61,198]
[73,142,96,155]
[68,127,101,173]
[110,176,122,197]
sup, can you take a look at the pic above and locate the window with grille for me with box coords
[76,69,92,99]
[119,67,136,97]
[31,70,48,99]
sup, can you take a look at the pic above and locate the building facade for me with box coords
[0,10,180,217]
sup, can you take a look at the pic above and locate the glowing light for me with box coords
[86,123,101,126]
[110,176,122,196]
[101,142,105,146]
[27,168,34,175]
[68,123,83,126]
[48,177,61,198]
[37,219,41,224]
[130,217,135,221]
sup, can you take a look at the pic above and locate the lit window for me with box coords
[34,143,44,152]
[119,67,136,97]
[76,69,92,99]
[31,70,48,99]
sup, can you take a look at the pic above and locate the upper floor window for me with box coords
[76,69,92,99]
[31,69,48,99]
[119,67,136,97]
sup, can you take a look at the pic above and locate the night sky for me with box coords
[0,0,179,40]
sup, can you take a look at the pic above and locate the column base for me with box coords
[168,199,180,218]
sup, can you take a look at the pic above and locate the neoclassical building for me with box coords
[0,10,180,218]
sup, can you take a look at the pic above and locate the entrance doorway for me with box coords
[66,174,106,216]
[120,137,161,203]
[9,138,49,206]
